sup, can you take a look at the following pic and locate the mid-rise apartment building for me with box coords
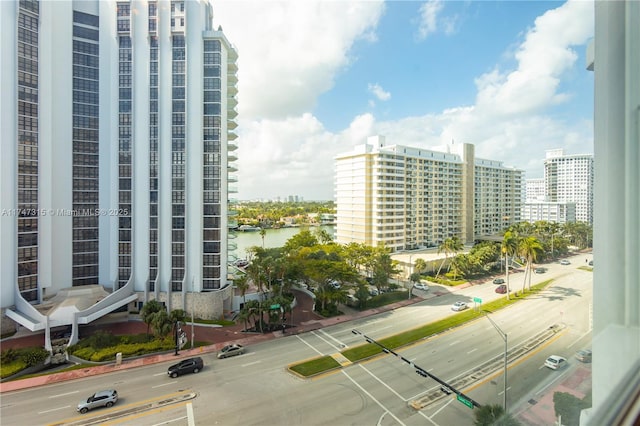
[521,202,576,224]
[0,0,238,342]
[335,136,523,251]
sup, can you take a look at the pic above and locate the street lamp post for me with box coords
[408,254,413,300]
[483,312,508,412]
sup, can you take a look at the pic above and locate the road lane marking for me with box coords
[358,364,407,401]
[318,329,349,348]
[49,391,79,398]
[312,330,343,352]
[38,406,71,414]
[153,372,167,377]
[341,370,406,426]
[449,340,460,346]
[152,382,175,388]
[241,360,261,367]
[431,397,454,419]
[152,416,186,426]
[295,335,325,356]
[467,348,477,354]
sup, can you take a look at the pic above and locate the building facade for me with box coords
[521,201,576,224]
[0,0,238,341]
[544,148,594,224]
[335,136,523,251]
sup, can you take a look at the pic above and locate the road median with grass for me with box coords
[288,279,553,378]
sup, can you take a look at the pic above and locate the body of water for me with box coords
[232,225,335,259]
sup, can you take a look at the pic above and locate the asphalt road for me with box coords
[0,255,593,426]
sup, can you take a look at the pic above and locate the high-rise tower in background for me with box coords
[0,0,238,341]
[543,149,594,224]
[335,136,523,251]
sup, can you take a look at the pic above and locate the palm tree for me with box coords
[518,236,544,292]
[501,231,518,300]
[436,236,464,278]
[474,404,520,426]
[259,228,266,248]
[414,258,427,276]
[234,274,249,306]
[140,299,163,338]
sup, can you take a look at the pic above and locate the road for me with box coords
[0,255,592,426]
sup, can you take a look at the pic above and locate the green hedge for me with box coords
[70,338,175,362]
[0,347,49,379]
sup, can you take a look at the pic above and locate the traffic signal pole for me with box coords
[351,329,482,409]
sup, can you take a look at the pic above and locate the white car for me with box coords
[413,283,429,291]
[451,301,468,311]
[560,259,571,265]
[545,355,567,370]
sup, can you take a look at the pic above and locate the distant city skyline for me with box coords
[212,0,594,200]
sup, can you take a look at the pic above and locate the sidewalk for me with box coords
[514,365,592,425]
[0,289,427,393]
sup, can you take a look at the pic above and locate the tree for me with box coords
[518,236,544,292]
[234,274,249,306]
[414,258,427,275]
[436,236,464,278]
[501,231,519,300]
[140,299,163,338]
[259,228,266,248]
[474,404,520,426]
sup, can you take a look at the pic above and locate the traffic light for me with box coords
[440,386,452,395]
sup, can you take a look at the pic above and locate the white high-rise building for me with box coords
[0,0,238,343]
[335,136,523,251]
[544,149,594,223]
[525,178,545,202]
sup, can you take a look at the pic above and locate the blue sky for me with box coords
[214,0,594,200]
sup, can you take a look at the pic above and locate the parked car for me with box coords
[167,357,204,378]
[413,283,429,291]
[368,287,379,296]
[534,267,546,274]
[495,284,507,294]
[345,294,358,307]
[493,278,505,284]
[544,355,567,370]
[451,301,468,312]
[329,280,341,289]
[575,349,592,363]
[77,390,118,414]
[217,344,245,359]
[560,259,571,265]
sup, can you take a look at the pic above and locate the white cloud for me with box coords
[212,1,385,120]
[217,0,594,200]
[416,0,443,40]
[368,83,391,101]
[474,0,594,116]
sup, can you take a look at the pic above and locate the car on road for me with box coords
[217,344,245,359]
[560,259,571,265]
[495,284,507,294]
[77,390,118,414]
[544,355,567,370]
[451,301,468,311]
[493,278,505,284]
[534,267,546,274]
[588,260,593,266]
[167,357,204,378]
[575,349,592,363]
[413,283,429,291]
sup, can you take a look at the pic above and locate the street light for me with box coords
[483,311,508,412]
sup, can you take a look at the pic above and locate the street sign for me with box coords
[473,297,482,304]
[457,394,474,409]
[270,304,281,310]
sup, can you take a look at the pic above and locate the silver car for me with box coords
[77,389,118,414]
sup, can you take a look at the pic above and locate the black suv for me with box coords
[167,357,204,378]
